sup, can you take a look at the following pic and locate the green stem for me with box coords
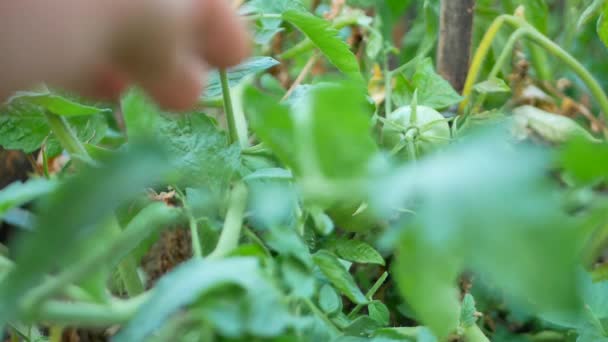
[463,324,491,342]
[107,217,145,297]
[198,96,224,108]
[459,15,508,112]
[0,251,94,303]
[43,112,89,159]
[219,69,239,145]
[207,183,248,259]
[384,58,393,117]
[521,22,608,119]
[189,214,203,258]
[472,28,529,111]
[303,298,341,335]
[348,271,388,318]
[20,204,180,311]
[174,187,203,258]
[36,293,148,326]
[461,15,608,119]
[406,138,418,163]
[44,112,145,296]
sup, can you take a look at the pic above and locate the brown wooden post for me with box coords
[436,0,475,93]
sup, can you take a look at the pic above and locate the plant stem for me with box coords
[0,255,95,302]
[219,69,239,145]
[348,271,388,318]
[406,138,418,163]
[174,187,203,258]
[44,111,146,296]
[283,54,318,101]
[384,58,393,117]
[460,15,608,120]
[463,324,491,342]
[207,183,248,259]
[189,213,203,258]
[459,15,508,112]
[472,28,529,111]
[20,204,180,311]
[43,112,89,159]
[521,22,608,119]
[36,293,148,326]
[303,298,341,335]
[107,217,145,297]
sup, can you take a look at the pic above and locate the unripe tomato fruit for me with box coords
[382,105,451,157]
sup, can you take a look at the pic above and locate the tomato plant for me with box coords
[3,1,608,341]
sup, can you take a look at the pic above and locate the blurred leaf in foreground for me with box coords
[0,141,169,324]
[245,82,377,181]
[373,127,584,338]
[115,257,291,342]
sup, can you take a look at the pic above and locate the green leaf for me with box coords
[473,78,511,94]
[282,10,362,80]
[203,57,280,99]
[0,179,57,219]
[318,284,342,315]
[10,91,108,117]
[366,29,383,60]
[0,100,52,153]
[376,127,584,338]
[513,106,598,143]
[561,137,608,183]
[599,2,608,48]
[244,82,377,181]
[0,92,108,156]
[114,258,290,342]
[460,294,477,328]
[46,114,109,157]
[122,89,240,195]
[281,257,315,298]
[368,301,390,326]
[313,250,367,304]
[0,141,170,325]
[343,315,382,336]
[334,239,385,266]
[579,0,605,29]
[243,0,305,14]
[393,58,462,110]
[121,88,162,139]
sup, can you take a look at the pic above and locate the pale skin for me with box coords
[0,0,251,111]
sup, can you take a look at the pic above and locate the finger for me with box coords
[139,54,207,112]
[77,65,129,102]
[195,0,251,68]
[107,0,186,84]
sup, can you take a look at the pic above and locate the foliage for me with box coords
[1,1,608,341]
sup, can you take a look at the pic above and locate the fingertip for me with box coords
[141,56,207,112]
[196,0,251,68]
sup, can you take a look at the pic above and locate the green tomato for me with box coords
[382,105,451,157]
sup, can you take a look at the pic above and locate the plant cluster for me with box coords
[2,1,608,341]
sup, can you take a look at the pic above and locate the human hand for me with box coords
[0,0,250,110]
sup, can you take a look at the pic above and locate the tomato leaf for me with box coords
[313,250,367,304]
[9,91,108,117]
[393,58,462,110]
[114,258,291,342]
[0,179,57,219]
[203,57,280,99]
[333,239,385,266]
[282,10,362,80]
